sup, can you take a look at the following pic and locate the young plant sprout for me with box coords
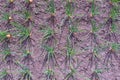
[0,31,12,50]
[68,25,80,45]
[11,22,34,49]
[1,49,15,65]
[47,0,56,27]
[64,37,76,68]
[103,43,120,67]
[84,48,100,68]
[64,68,76,80]
[65,0,74,18]
[22,50,34,65]
[0,69,13,80]
[41,45,58,70]
[2,13,13,30]
[41,27,56,46]
[104,4,119,43]
[18,67,33,80]
[90,70,101,80]
[86,20,99,46]
[23,10,33,27]
[44,69,56,80]
[89,0,99,17]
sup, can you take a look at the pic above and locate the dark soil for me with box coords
[0,0,120,80]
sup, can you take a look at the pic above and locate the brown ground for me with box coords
[0,0,120,80]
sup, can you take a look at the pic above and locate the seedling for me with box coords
[84,48,100,68]
[11,22,34,49]
[86,20,99,46]
[90,70,101,80]
[44,69,56,80]
[64,68,76,80]
[1,48,15,65]
[0,69,13,80]
[103,43,120,67]
[22,10,33,27]
[41,27,56,46]
[0,31,12,50]
[46,0,57,28]
[41,45,58,70]
[89,0,99,17]
[64,37,76,68]
[22,50,34,65]
[2,13,13,30]
[18,67,33,80]
[65,0,74,18]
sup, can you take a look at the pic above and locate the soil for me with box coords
[0,0,120,80]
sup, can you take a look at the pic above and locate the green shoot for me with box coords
[64,68,76,80]
[41,45,58,70]
[22,10,33,27]
[91,70,100,80]
[47,0,55,15]
[64,36,76,68]
[18,67,33,80]
[22,50,33,65]
[103,42,120,67]
[84,47,100,68]
[0,31,12,50]
[11,22,34,49]
[0,69,13,80]
[41,27,56,45]
[65,0,74,17]
[90,0,99,17]
[44,69,56,80]
[1,48,14,65]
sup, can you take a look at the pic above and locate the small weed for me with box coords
[0,69,13,80]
